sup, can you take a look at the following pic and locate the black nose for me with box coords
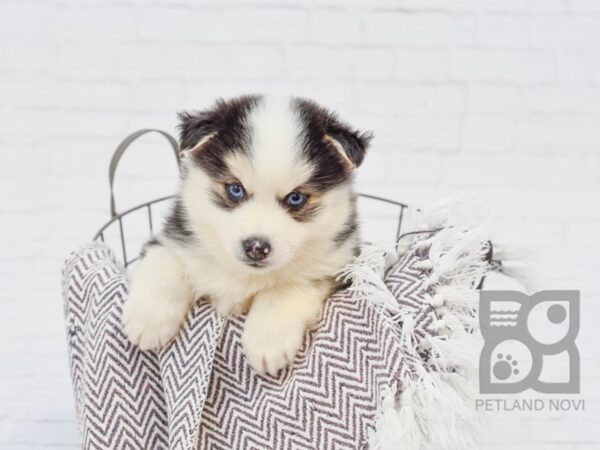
[242,237,271,261]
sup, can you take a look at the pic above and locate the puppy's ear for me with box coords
[178,95,259,157]
[323,124,373,170]
[177,110,218,155]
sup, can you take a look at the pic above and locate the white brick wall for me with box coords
[1,0,598,448]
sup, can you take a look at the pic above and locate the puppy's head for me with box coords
[178,95,372,274]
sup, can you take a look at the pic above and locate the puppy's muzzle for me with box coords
[242,237,271,262]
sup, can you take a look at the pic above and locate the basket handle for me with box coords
[109,129,180,217]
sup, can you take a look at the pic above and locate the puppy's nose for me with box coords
[242,237,271,261]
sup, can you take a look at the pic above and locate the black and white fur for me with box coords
[122,95,372,376]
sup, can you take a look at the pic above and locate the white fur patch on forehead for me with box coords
[246,96,313,190]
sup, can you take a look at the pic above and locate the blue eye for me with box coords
[285,192,307,209]
[226,183,246,201]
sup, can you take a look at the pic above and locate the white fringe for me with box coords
[339,197,533,450]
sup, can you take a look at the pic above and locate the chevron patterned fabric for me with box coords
[62,233,451,450]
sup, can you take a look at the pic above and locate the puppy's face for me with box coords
[178,95,371,274]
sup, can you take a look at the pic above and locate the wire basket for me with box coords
[94,129,408,268]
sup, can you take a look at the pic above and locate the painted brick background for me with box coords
[1,0,598,448]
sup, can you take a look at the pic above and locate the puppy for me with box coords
[122,95,371,376]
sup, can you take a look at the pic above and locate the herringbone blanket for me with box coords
[63,222,494,449]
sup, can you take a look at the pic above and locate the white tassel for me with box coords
[413,259,433,270]
[429,293,445,307]
[369,384,425,450]
[434,285,478,309]
[341,197,529,450]
[491,242,539,293]
[338,246,399,312]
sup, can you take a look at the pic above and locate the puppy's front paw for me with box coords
[241,315,305,376]
[122,291,188,351]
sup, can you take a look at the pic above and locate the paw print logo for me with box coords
[485,339,531,386]
[494,354,519,380]
[480,290,580,394]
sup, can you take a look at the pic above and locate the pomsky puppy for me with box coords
[122,95,372,376]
